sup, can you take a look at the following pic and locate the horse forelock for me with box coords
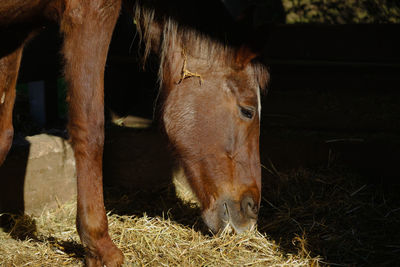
[132,2,269,91]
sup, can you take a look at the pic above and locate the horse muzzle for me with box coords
[202,193,259,234]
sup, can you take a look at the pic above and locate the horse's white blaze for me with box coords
[257,88,261,121]
[0,92,5,104]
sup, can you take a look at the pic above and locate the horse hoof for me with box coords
[102,246,124,267]
[86,245,124,267]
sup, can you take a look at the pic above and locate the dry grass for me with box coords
[2,165,399,266]
[258,166,400,266]
[0,199,320,266]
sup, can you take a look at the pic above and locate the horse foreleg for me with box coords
[0,46,23,165]
[60,1,123,266]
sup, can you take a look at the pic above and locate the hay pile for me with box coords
[2,165,398,266]
[0,200,319,266]
[258,166,400,266]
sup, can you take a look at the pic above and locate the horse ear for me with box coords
[235,45,259,69]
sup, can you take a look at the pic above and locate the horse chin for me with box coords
[201,199,257,234]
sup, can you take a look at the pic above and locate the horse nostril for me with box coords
[223,202,229,218]
[241,196,258,219]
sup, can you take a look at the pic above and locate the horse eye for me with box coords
[239,106,255,120]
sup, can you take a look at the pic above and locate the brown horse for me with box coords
[0,0,268,266]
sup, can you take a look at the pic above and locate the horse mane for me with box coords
[132,1,269,92]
